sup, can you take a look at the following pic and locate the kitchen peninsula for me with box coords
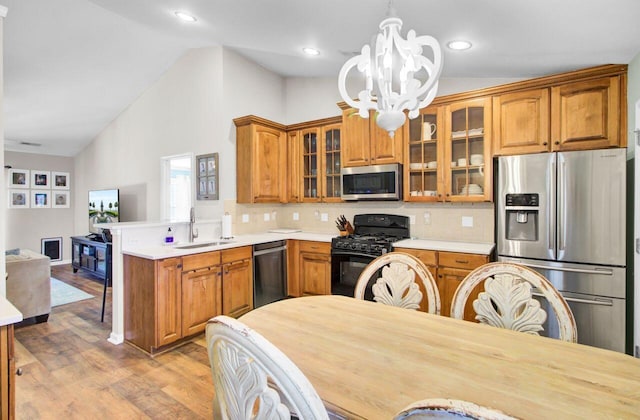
[108,221,493,355]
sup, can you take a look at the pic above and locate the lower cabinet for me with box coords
[221,247,253,318]
[395,248,489,319]
[0,324,16,420]
[124,246,253,355]
[288,240,331,297]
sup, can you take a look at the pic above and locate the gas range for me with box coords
[331,214,410,258]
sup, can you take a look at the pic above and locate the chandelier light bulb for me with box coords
[338,5,443,138]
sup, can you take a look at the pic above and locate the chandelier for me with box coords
[338,2,443,138]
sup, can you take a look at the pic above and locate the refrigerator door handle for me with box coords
[531,291,613,306]
[548,157,556,254]
[513,261,614,276]
[558,157,566,252]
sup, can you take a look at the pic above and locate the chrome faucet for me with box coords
[189,207,198,242]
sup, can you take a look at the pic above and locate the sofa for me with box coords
[5,249,51,322]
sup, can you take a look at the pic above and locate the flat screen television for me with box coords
[89,189,119,234]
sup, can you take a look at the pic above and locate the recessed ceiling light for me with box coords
[174,11,197,22]
[447,40,472,51]
[302,47,320,56]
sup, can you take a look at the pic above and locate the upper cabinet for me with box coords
[405,105,445,201]
[340,106,403,167]
[234,116,287,204]
[551,75,622,151]
[444,97,492,202]
[405,97,492,203]
[288,118,342,203]
[493,88,550,155]
[493,68,626,156]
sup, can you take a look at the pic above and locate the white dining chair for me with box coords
[354,252,441,314]
[450,262,577,342]
[394,398,518,420]
[206,315,329,420]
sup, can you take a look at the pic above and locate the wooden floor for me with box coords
[14,264,214,419]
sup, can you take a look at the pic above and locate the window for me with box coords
[161,154,192,221]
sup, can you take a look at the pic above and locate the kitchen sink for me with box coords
[173,240,234,249]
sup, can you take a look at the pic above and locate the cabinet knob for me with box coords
[16,368,23,376]
[555,141,560,145]
[543,142,548,146]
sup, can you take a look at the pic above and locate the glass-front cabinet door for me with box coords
[302,128,320,201]
[323,124,342,202]
[405,105,444,201]
[300,122,342,203]
[444,97,492,202]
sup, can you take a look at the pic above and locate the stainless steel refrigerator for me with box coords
[497,148,627,353]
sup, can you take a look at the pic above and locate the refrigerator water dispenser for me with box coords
[505,193,539,241]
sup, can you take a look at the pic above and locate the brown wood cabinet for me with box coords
[437,252,489,320]
[494,75,624,155]
[0,324,15,420]
[444,97,492,202]
[551,75,622,151]
[288,240,331,296]
[404,105,445,201]
[179,252,223,341]
[234,116,287,204]
[125,248,248,355]
[395,248,489,319]
[288,120,342,203]
[493,88,551,155]
[405,97,492,203]
[221,246,253,318]
[341,106,403,167]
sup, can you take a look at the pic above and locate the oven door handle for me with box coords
[331,250,380,259]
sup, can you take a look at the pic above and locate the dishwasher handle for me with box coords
[253,245,287,257]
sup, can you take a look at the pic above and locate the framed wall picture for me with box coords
[8,189,29,208]
[8,169,29,188]
[196,152,219,200]
[31,190,50,208]
[31,170,50,189]
[52,171,70,190]
[52,191,70,208]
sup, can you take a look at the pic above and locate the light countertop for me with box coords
[0,296,23,326]
[123,231,494,260]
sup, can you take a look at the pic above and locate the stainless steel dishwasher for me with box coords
[253,240,287,308]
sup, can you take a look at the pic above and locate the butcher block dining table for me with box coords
[238,295,640,419]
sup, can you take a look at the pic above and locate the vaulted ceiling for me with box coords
[4,0,640,156]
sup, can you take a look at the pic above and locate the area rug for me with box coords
[51,278,94,307]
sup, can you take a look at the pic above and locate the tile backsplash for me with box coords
[224,199,495,243]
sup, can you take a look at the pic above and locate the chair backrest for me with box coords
[450,262,577,342]
[354,252,440,314]
[206,315,329,420]
[394,398,518,420]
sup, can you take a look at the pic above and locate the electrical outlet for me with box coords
[293,212,299,221]
[320,213,329,222]
[263,213,270,222]
[423,212,431,225]
[242,214,249,223]
[271,211,277,220]
[409,215,416,225]
[462,216,473,227]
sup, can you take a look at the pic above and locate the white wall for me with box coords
[4,152,75,261]
[74,47,286,231]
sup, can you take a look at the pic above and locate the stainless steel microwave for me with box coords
[341,163,402,201]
